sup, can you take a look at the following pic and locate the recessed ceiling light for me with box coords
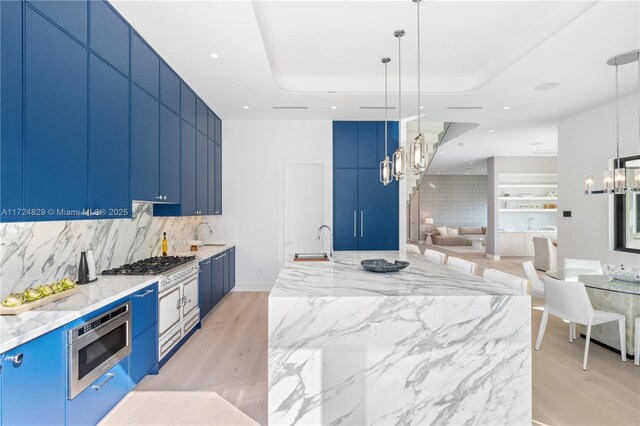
[534,82,560,91]
[210,53,219,59]
[469,162,473,165]
[331,106,337,109]
[503,106,511,110]
[488,130,495,133]
[436,172,441,175]
[419,106,424,109]
[466,172,470,175]
[243,106,249,109]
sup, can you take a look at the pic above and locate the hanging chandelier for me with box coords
[409,0,427,174]
[585,49,640,195]
[392,29,406,180]
[380,57,394,186]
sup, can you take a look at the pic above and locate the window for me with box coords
[614,155,640,254]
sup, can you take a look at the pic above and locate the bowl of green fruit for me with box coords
[1,278,77,315]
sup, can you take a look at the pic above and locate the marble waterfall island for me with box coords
[269,251,531,425]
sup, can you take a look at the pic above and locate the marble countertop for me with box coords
[271,251,525,298]
[174,243,234,261]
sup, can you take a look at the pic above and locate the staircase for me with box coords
[404,122,449,202]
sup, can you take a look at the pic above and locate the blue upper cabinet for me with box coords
[160,62,180,114]
[89,54,130,218]
[333,121,358,168]
[196,98,208,133]
[28,0,87,44]
[207,109,215,139]
[207,140,216,215]
[160,105,181,203]
[376,121,399,164]
[24,7,88,217]
[196,132,208,215]
[90,0,129,76]
[1,327,66,426]
[357,121,378,168]
[131,85,160,201]
[1,0,24,221]
[180,122,197,215]
[214,143,222,214]
[131,33,159,98]
[214,114,222,146]
[181,83,196,126]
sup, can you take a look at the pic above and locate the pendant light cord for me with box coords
[398,35,402,131]
[638,51,640,151]
[417,0,421,136]
[616,60,620,169]
[384,60,388,157]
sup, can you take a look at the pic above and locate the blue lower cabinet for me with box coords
[223,251,231,295]
[1,327,66,426]
[67,358,130,426]
[358,169,398,250]
[333,168,359,250]
[199,258,213,319]
[229,247,236,291]
[131,283,157,337]
[130,324,158,385]
[212,253,225,306]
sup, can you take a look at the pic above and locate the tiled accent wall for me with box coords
[0,203,207,298]
[418,175,488,235]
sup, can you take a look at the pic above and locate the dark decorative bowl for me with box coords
[361,259,410,273]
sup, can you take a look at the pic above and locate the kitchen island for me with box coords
[269,251,531,425]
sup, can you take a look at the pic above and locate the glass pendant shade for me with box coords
[634,169,640,190]
[604,170,614,192]
[614,167,626,193]
[380,156,393,185]
[585,174,594,195]
[393,147,406,180]
[410,134,426,173]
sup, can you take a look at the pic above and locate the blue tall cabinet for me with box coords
[333,121,399,251]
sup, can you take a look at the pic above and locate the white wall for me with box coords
[210,120,332,290]
[558,94,640,266]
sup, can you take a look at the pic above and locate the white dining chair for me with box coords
[446,257,477,275]
[483,269,528,294]
[535,276,626,370]
[564,258,603,274]
[635,317,639,366]
[522,261,544,299]
[532,237,557,271]
[406,244,421,255]
[424,249,447,264]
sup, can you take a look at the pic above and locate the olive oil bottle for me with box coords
[162,232,168,256]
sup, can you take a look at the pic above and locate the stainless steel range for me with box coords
[102,256,200,362]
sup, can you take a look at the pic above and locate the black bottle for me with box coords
[77,251,90,284]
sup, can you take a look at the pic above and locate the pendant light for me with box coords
[585,49,640,195]
[380,57,394,186]
[409,0,427,174]
[392,29,406,180]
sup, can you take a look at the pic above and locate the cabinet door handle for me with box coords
[163,195,167,200]
[176,299,183,309]
[360,211,364,237]
[92,373,115,391]
[6,353,23,366]
[155,195,163,200]
[133,289,154,298]
[353,211,356,237]
[203,259,212,265]
[215,253,226,260]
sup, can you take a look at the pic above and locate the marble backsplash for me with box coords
[0,203,207,298]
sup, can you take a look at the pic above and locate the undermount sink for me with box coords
[204,243,227,247]
[294,252,330,262]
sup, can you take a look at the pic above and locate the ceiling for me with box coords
[110,0,639,171]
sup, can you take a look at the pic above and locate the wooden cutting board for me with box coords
[0,287,79,315]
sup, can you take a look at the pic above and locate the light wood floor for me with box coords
[134,249,639,426]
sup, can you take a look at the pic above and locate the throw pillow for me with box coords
[436,226,448,236]
[447,227,459,236]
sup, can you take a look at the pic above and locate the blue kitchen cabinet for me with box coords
[181,83,196,127]
[357,121,379,168]
[160,61,180,114]
[90,0,129,76]
[131,32,159,98]
[131,85,160,201]
[229,247,236,291]
[180,123,198,215]
[67,358,130,426]
[207,109,216,139]
[358,169,398,250]
[0,0,24,221]
[333,168,359,250]
[130,324,158,385]
[1,327,66,426]
[89,54,131,218]
[199,258,214,319]
[376,121,399,165]
[196,131,209,215]
[207,139,216,215]
[131,283,158,337]
[212,252,225,306]
[223,250,231,295]
[28,0,87,44]
[160,105,181,203]
[214,114,222,146]
[333,121,358,168]
[214,143,223,214]
[196,98,208,133]
[24,7,88,219]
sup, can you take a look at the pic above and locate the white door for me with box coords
[181,277,199,318]
[158,286,181,336]
[283,163,325,263]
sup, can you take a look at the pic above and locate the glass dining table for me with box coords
[545,268,640,357]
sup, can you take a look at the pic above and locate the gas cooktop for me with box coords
[102,256,196,276]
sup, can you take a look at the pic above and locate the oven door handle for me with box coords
[132,289,154,298]
[91,373,115,391]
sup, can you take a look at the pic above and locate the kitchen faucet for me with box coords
[528,217,535,232]
[316,225,333,258]
[198,221,213,240]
